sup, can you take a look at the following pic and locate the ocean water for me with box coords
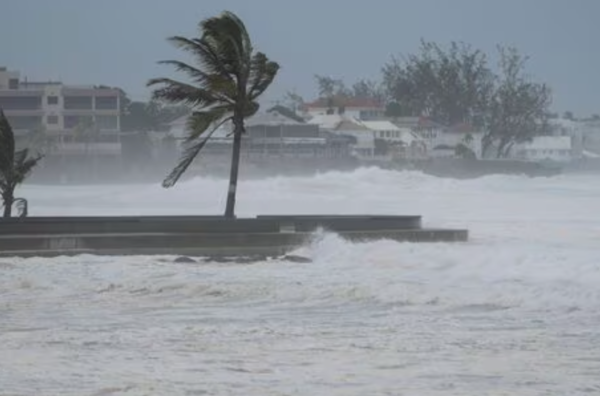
[1,167,600,396]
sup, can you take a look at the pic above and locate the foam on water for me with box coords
[1,168,600,395]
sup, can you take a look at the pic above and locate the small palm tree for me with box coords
[147,10,280,217]
[0,110,43,218]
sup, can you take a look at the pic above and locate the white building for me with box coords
[308,115,425,159]
[581,120,600,156]
[361,120,426,158]
[394,117,484,159]
[0,67,122,155]
[513,136,572,163]
[0,67,121,133]
[308,114,375,158]
[548,118,584,159]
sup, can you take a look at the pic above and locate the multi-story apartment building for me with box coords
[0,67,121,153]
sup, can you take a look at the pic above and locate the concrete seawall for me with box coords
[0,215,468,258]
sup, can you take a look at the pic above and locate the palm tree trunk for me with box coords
[224,124,243,218]
[2,193,13,218]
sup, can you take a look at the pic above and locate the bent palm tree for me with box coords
[147,11,280,217]
[0,110,43,218]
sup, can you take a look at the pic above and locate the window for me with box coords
[47,96,59,105]
[47,115,58,124]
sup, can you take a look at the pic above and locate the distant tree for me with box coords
[120,94,190,132]
[313,75,386,115]
[563,111,575,121]
[313,75,350,114]
[147,11,279,217]
[483,46,552,158]
[314,75,349,99]
[350,79,386,103]
[382,40,494,126]
[382,40,552,158]
[282,90,305,114]
[591,114,600,121]
[0,110,43,218]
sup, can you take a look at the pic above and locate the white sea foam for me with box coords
[1,168,599,395]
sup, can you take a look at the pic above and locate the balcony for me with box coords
[62,86,120,97]
[3,109,44,116]
[0,89,43,96]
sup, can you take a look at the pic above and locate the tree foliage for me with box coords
[312,75,385,114]
[0,110,43,218]
[147,10,279,217]
[120,92,190,132]
[320,76,384,101]
[382,40,493,126]
[382,40,552,158]
[483,46,552,158]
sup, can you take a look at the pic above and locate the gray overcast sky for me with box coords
[1,0,598,115]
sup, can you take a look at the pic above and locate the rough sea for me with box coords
[1,167,599,395]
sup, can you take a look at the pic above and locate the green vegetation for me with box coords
[147,11,279,217]
[0,110,43,218]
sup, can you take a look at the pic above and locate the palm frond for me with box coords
[166,35,233,78]
[156,60,212,86]
[150,11,280,194]
[147,78,227,107]
[13,149,43,184]
[200,11,253,81]
[247,53,280,100]
[0,110,16,172]
[162,111,232,188]
[183,107,232,142]
[155,62,239,104]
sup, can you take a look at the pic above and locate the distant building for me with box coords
[308,114,375,158]
[168,108,355,160]
[307,114,424,160]
[548,118,584,159]
[361,120,425,159]
[0,67,121,155]
[581,119,600,156]
[393,117,484,159]
[513,136,572,163]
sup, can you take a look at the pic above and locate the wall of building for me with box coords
[0,67,121,136]
[419,129,484,159]
[0,68,20,90]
